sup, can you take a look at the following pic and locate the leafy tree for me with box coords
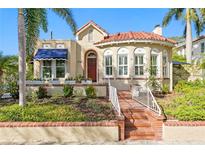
[162,8,205,64]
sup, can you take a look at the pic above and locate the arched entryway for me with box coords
[85,51,97,82]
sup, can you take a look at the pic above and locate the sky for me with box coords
[0,8,202,56]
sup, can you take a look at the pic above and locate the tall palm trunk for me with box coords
[186,8,193,64]
[18,8,26,106]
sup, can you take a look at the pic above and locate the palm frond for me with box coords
[162,8,184,27]
[190,8,204,36]
[24,9,48,58]
[51,8,77,34]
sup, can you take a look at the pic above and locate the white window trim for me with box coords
[151,49,160,77]
[56,60,67,79]
[56,43,65,49]
[104,50,113,78]
[134,48,146,77]
[42,43,51,49]
[40,60,67,80]
[117,48,129,77]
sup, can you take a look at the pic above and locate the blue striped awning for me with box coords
[34,49,68,60]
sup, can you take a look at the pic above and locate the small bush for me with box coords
[73,89,84,97]
[75,74,84,83]
[63,85,73,97]
[31,91,38,103]
[162,84,169,94]
[36,86,47,99]
[8,82,19,99]
[85,86,96,98]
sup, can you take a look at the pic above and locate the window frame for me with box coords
[41,60,52,79]
[118,48,129,77]
[150,49,160,77]
[104,50,113,77]
[42,43,51,49]
[56,60,66,78]
[134,48,146,77]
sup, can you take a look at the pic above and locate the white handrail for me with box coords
[132,85,161,115]
[108,79,121,116]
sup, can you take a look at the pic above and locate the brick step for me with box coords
[125,120,151,127]
[123,114,148,120]
[126,136,156,140]
[125,128,155,137]
[121,108,146,113]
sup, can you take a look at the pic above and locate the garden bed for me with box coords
[157,80,205,121]
[0,97,117,122]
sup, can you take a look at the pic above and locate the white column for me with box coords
[169,51,173,92]
[52,60,56,79]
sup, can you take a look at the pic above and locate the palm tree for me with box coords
[162,8,205,64]
[18,8,77,106]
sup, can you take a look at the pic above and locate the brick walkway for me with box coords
[118,91,164,140]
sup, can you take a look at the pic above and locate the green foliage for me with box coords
[172,53,186,63]
[63,85,73,97]
[147,75,161,92]
[7,82,19,99]
[162,84,169,94]
[160,79,205,121]
[75,74,84,83]
[85,86,96,98]
[0,103,86,122]
[36,86,47,99]
[73,89,84,97]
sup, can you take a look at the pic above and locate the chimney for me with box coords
[152,24,162,35]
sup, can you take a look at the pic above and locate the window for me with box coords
[135,55,144,76]
[56,60,65,78]
[42,60,52,79]
[43,43,51,49]
[151,55,158,76]
[118,48,128,76]
[104,50,113,76]
[88,29,93,42]
[56,43,65,49]
[201,42,205,53]
[163,52,168,77]
[134,48,145,76]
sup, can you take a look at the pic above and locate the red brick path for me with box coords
[118,91,164,140]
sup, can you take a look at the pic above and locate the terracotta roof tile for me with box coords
[95,32,176,45]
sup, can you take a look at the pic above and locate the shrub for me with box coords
[63,85,73,97]
[147,75,161,91]
[162,84,169,94]
[75,74,84,83]
[73,89,84,97]
[36,86,47,99]
[7,82,19,99]
[85,85,96,98]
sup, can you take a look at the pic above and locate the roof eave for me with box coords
[95,39,175,47]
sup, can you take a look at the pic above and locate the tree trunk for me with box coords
[18,8,26,106]
[186,8,192,64]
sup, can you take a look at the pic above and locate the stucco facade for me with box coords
[33,21,175,91]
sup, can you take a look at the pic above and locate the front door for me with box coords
[87,52,97,82]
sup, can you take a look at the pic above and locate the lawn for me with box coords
[157,80,205,121]
[0,97,116,122]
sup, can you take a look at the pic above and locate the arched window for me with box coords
[151,49,160,76]
[163,50,169,77]
[104,50,113,76]
[118,48,129,76]
[134,48,145,76]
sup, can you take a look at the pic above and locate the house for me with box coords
[33,21,175,91]
[175,36,205,80]
[175,36,205,59]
